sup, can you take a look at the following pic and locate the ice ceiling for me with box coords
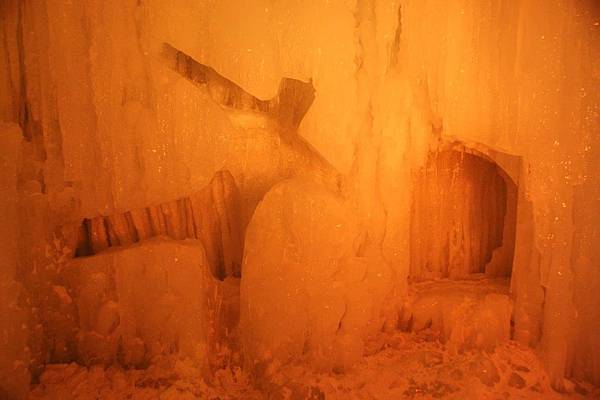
[0,0,599,399]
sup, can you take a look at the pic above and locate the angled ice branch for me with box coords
[161,42,315,130]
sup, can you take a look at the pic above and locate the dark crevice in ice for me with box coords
[389,4,402,69]
[72,170,243,281]
[161,42,315,130]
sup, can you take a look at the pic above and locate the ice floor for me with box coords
[27,277,600,399]
[28,331,598,399]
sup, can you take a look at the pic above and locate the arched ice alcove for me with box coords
[400,142,522,353]
[410,142,519,282]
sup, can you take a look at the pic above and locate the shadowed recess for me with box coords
[161,42,315,130]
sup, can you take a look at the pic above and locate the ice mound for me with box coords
[400,277,513,352]
[63,238,211,367]
[240,179,394,372]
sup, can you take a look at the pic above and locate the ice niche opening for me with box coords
[410,144,517,280]
[401,143,519,352]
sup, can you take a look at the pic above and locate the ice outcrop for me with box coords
[240,179,394,372]
[400,277,513,353]
[63,238,210,368]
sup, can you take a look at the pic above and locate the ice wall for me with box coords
[0,0,598,394]
[2,2,342,388]
[0,125,30,399]
[15,0,339,221]
[232,0,600,387]
[394,0,600,387]
[0,2,22,124]
[0,12,28,399]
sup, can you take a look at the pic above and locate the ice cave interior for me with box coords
[1,1,599,399]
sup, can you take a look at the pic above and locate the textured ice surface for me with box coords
[410,149,516,280]
[72,170,244,280]
[400,277,513,353]
[240,179,359,368]
[265,333,599,400]
[28,358,261,400]
[28,333,599,400]
[151,0,359,174]
[16,0,344,218]
[0,3,22,124]
[0,124,30,399]
[394,1,600,387]
[240,178,395,372]
[64,238,210,367]
[1,0,599,394]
